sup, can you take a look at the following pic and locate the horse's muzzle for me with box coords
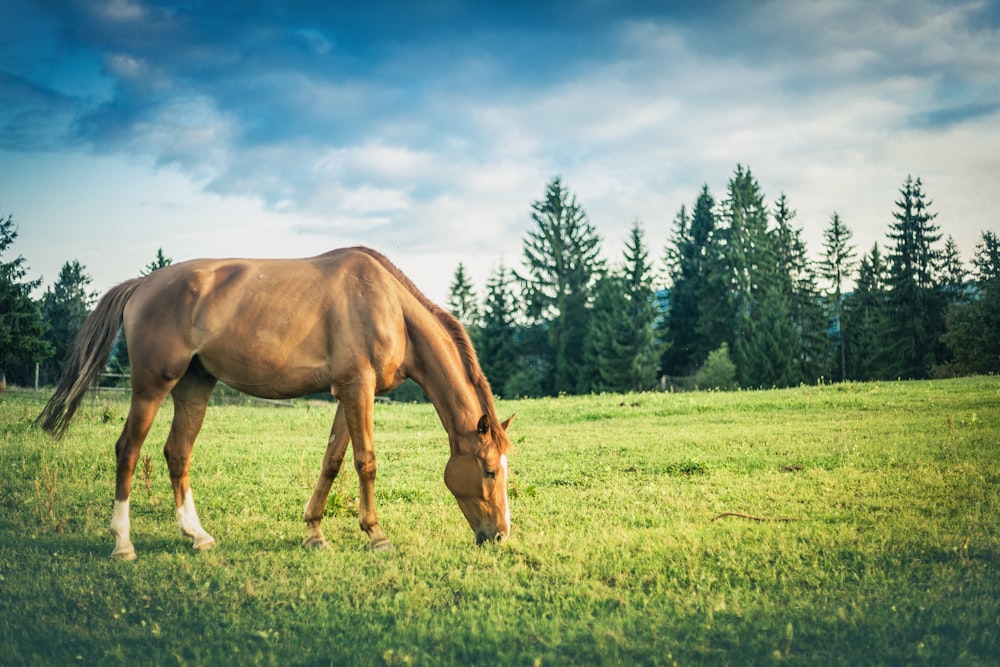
[475,530,507,546]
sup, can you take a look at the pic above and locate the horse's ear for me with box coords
[477,415,490,434]
[501,414,515,431]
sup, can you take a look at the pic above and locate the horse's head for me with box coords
[445,413,514,545]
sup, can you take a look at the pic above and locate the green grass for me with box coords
[1,377,998,665]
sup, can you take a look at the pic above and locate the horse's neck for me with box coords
[406,314,482,440]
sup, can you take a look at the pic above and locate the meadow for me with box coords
[1,377,998,666]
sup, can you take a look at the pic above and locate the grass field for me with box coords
[1,377,998,665]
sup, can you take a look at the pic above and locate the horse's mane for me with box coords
[350,247,510,451]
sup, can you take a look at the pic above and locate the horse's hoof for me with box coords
[303,536,331,550]
[366,538,393,552]
[192,536,216,552]
[111,545,137,561]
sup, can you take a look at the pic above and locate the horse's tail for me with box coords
[37,277,145,439]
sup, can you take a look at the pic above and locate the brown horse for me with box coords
[38,247,513,559]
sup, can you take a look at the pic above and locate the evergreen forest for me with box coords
[451,167,998,397]
[2,165,997,395]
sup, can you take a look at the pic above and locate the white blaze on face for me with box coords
[500,454,511,532]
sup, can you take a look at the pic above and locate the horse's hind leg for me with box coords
[112,393,167,560]
[303,403,351,549]
[164,365,218,551]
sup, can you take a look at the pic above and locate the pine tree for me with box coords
[972,230,1000,285]
[939,236,968,305]
[819,212,857,381]
[715,165,774,387]
[743,287,798,388]
[664,185,717,375]
[477,263,518,397]
[662,204,691,376]
[771,193,830,385]
[694,212,734,373]
[0,211,51,385]
[730,193,830,388]
[587,221,665,392]
[942,231,1000,374]
[585,273,634,392]
[519,176,604,394]
[622,221,666,390]
[885,175,944,378]
[843,244,890,380]
[40,260,98,380]
[447,262,479,330]
[142,248,172,276]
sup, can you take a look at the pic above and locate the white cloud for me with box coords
[104,53,144,79]
[313,142,439,185]
[98,0,144,22]
[337,184,412,215]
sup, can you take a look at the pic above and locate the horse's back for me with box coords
[123,249,410,398]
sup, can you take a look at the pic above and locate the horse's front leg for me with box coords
[303,403,351,549]
[340,377,392,551]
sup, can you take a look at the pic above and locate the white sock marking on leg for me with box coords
[177,490,215,548]
[110,499,135,559]
[111,498,130,540]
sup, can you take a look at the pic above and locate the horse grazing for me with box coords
[37,247,513,559]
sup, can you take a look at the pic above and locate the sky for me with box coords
[2,0,999,303]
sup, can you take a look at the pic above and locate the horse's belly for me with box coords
[223,374,329,399]
[196,339,332,400]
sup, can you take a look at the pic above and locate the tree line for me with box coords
[448,168,998,397]
[2,166,997,394]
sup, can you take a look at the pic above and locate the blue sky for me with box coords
[2,0,998,302]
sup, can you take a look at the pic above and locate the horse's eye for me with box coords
[484,469,497,480]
